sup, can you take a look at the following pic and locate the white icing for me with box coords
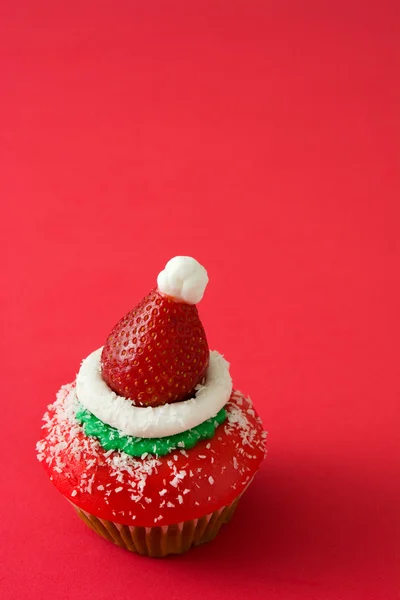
[156,256,208,304]
[76,348,232,438]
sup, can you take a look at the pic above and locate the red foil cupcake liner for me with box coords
[71,497,241,557]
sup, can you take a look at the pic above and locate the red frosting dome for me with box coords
[37,385,266,528]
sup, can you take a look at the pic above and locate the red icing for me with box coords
[37,387,266,527]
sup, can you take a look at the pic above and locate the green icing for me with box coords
[75,404,227,457]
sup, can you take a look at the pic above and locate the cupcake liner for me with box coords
[71,497,241,557]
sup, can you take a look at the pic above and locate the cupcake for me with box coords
[37,257,267,557]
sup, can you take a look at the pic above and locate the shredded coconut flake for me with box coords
[170,469,187,488]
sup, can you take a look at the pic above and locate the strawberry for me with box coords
[101,288,209,407]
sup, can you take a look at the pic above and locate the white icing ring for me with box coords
[76,348,232,439]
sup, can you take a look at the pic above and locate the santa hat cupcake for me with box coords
[37,257,267,557]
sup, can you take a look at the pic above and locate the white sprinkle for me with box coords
[183,489,190,495]
[71,490,77,497]
[144,497,152,503]
[198,455,206,459]
[206,443,211,449]
[167,502,175,508]
[97,485,105,491]
[208,476,214,485]
[170,470,187,488]
[154,515,163,523]
[115,487,123,493]
[177,495,183,504]
[159,489,167,496]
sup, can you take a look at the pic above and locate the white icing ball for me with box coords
[157,256,209,304]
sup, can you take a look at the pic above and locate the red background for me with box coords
[1,2,399,599]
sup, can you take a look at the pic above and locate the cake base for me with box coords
[71,498,240,557]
